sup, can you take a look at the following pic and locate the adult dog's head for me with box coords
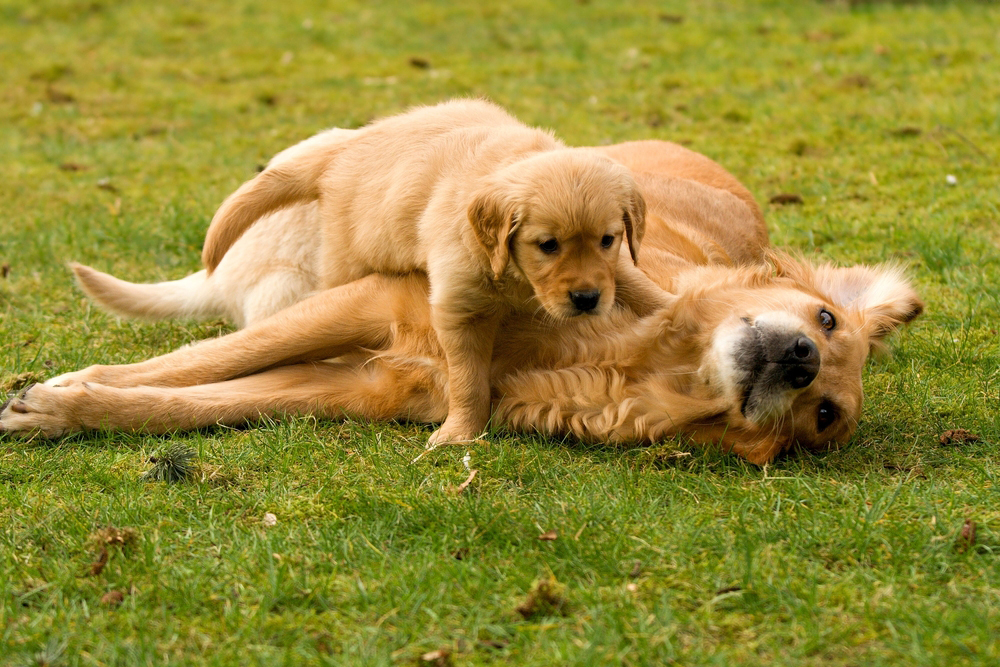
[682,254,923,463]
[468,149,645,318]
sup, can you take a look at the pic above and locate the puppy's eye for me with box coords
[818,308,836,331]
[817,400,837,432]
[601,235,615,248]
[538,239,559,254]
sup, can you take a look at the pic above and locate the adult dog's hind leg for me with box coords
[3,360,447,438]
[46,274,429,389]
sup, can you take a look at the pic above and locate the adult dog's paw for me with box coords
[0,383,80,438]
[44,365,112,388]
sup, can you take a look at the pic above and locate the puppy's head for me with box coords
[691,255,922,464]
[468,149,645,318]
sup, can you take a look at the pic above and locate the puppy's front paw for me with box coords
[0,383,79,438]
[428,420,482,446]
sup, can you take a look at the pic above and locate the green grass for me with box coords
[2,0,1000,664]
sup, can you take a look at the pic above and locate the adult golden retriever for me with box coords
[0,140,923,464]
[199,99,669,446]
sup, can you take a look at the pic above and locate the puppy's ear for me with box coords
[468,184,521,279]
[813,264,924,346]
[622,183,647,265]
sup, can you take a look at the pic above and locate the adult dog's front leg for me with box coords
[46,274,426,389]
[2,360,447,438]
[428,307,501,445]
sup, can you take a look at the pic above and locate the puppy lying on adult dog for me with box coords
[197,99,668,446]
[0,140,923,464]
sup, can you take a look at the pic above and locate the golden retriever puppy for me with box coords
[1,141,923,464]
[197,100,668,446]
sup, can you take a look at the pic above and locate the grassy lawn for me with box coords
[2,0,1000,664]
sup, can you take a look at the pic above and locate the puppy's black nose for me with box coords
[782,336,820,389]
[569,289,601,312]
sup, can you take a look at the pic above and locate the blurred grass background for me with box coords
[2,1,999,665]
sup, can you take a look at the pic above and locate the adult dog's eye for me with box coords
[601,235,615,248]
[538,239,559,254]
[818,308,836,331]
[817,400,837,432]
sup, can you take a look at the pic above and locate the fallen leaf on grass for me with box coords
[715,586,743,595]
[840,74,873,89]
[629,560,642,578]
[658,13,684,23]
[769,193,803,205]
[100,590,125,607]
[805,30,838,42]
[96,178,119,193]
[420,649,452,666]
[956,519,977,553]
[46,86,75,103]
[409,56,431,69]
[537,530,558,541]
[515,577,568,619]
[89,548,109,576]
[939,429,979,446]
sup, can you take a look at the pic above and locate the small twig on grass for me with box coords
[452,469,478,494]
[936,125,992,163]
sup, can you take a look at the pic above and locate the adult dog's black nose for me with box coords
[569,289,601,312]
[781,336,820,389]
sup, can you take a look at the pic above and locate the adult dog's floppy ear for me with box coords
[622,181,647,265]
[468,184,522,280]
[726,432,788,465]
[813,264,924,350]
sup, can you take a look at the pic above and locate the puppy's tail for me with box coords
[201,155,328,273]
[71,262,224,322]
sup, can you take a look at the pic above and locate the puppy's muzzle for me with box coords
[569,289,601,313]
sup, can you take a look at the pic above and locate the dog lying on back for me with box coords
[196,99,669,447]
[1,140,923,464]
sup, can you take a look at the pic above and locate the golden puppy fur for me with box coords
[1,140,923,464]
[197,100,669,446]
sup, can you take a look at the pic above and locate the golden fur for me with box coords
[198,99,669,445]
[0,139,923,464]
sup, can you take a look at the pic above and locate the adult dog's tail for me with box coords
[71,263,224,322]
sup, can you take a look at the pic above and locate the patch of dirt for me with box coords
[515,577,569,619]
[939,429,979,446]
[1,371,41,393]
[100,590,125,607]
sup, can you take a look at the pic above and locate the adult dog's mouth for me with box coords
[733,320,820,422]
